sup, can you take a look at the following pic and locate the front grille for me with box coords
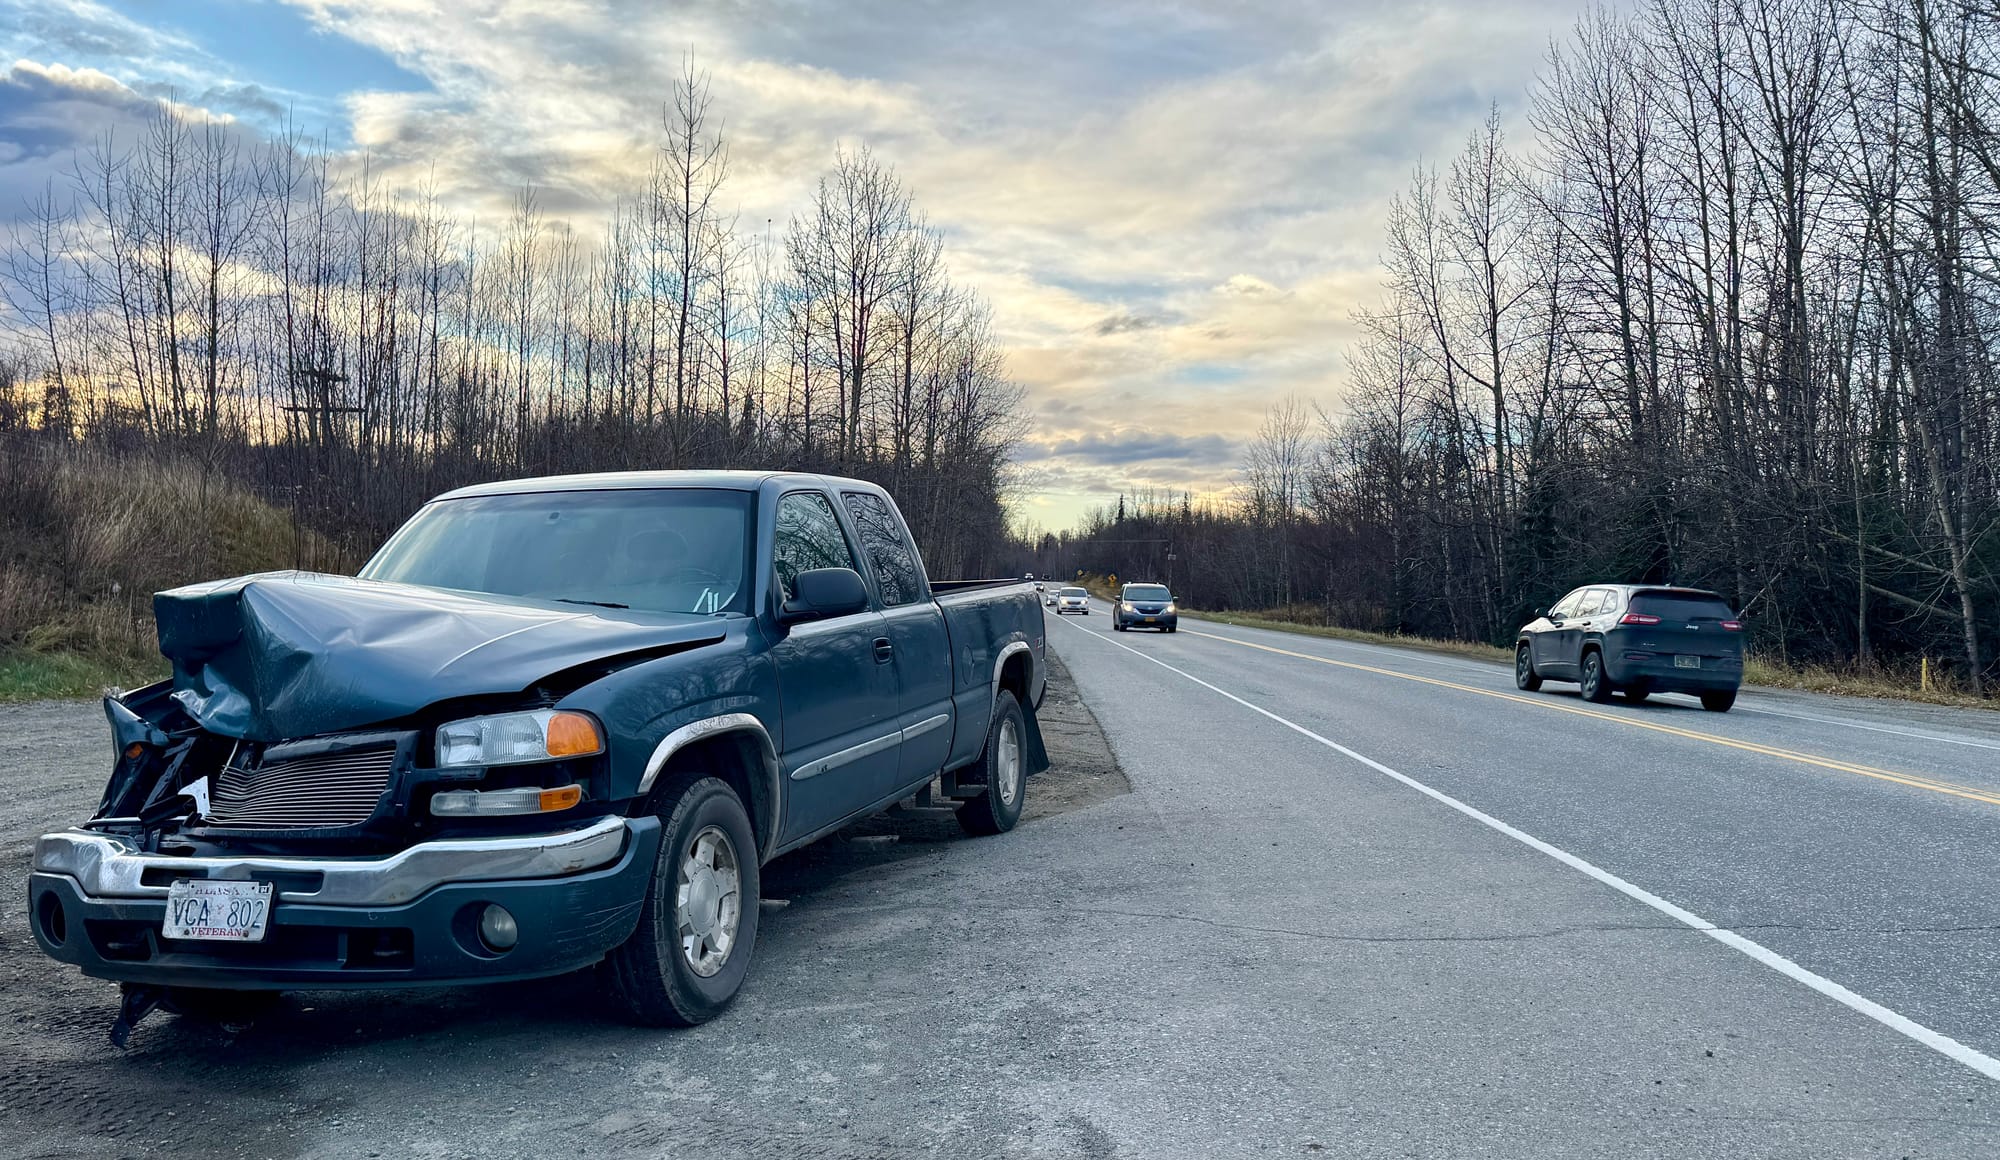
[207,744,398,829]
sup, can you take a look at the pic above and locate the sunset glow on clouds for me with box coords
[0,0,1590,524]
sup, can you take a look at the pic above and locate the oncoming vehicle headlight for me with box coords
[1121,602,1135,612]
[1164,602,1176,614]
[436,709,604,768]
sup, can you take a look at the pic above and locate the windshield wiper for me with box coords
[555,597,629,609]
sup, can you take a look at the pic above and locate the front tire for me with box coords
[958,691,1027,837]
[1580,650,1614,703]
[1700,689,1737,712]
[1515,644,1542,691]
[605,776,761,1027]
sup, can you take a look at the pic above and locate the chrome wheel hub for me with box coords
[676,825,741,978]
[996,719,1022,808]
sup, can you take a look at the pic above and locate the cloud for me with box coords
[0,61,157,197]
[1091,311,1162,336]
[1020,430,1239,467]
[3,0,1592,523]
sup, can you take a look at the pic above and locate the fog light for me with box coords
[478,904,518,952]
[36,892,66,948]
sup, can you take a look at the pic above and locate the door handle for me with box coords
[873,637,894,663]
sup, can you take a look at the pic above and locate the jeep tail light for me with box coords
[1619,613,1661,625]
[1721,620,1742,631]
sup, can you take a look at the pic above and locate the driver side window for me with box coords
[773,492,859,604]
[1549,590,1586,619]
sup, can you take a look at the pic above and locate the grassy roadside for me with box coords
[0,444,349,705]
[0,650,166,703]
[1174,607,1991,713]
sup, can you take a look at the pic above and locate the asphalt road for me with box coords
[4,612,1999,1157]
[1041,598,2000,1155]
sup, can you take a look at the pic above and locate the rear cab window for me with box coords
[840,491,928,607]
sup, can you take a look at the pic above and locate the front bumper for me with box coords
[1118,610,1177,629]
[28,816,661,990]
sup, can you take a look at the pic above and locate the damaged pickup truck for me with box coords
[28,471,1047,1040]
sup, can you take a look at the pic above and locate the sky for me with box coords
[0,0,1593,528]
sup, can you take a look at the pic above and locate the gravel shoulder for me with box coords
[0,653,1126,1160]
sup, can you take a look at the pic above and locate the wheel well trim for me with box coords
[637,713,783,861]
[994,640,1035,707]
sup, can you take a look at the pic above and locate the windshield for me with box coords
[1125,585,1171,601]
[362,488,752,615]
[1061,587,1087,597]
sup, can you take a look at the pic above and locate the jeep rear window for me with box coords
[362,488,752,615]
[1628,592,1735,621]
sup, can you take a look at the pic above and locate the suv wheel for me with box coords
[1580,650,1615,703]
[605,775,761,1026]
[1700,689,1737,712]
[1515,644,1542,691]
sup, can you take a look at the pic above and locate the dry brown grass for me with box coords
[0,442,352,697]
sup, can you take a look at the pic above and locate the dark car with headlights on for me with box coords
[1114,583,1178,633]
[1515,585,1744,711]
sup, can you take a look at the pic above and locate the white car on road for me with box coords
[1054,586,1090,615]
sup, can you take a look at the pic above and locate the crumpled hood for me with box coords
[156,571,726,741]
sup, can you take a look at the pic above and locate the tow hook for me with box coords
[109,983,167,1049]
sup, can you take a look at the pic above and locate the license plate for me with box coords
[163,879,273,942]
[1674,655,1702,670]
[1142,616,1156,623]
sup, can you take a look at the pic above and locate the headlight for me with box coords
[1164,602,1176,614]
[1121,602,1134,612]
[436,709,604,767]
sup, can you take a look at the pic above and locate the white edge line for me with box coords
[1735,704,2000,753]
[1053,613,2000,1085]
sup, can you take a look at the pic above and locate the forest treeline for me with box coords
[1037,0,2000,693]
[0,64,1023,607]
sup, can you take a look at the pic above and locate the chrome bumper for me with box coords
[31,816,631,908]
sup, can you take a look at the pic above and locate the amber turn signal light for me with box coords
[543,711,603,758]
[538,784,583,812]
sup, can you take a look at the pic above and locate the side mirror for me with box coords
[1532,607,1547,619]
[781,567,869,622]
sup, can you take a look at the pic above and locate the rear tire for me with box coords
[605,775,761,1027]
[1514,644,1542,692]
[1580,650,1614,703]
[1622,687,1651,703]
[958,691,1027,837]
[1700,689,1737,712]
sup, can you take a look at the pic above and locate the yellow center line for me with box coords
[1178,626,2000,809]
